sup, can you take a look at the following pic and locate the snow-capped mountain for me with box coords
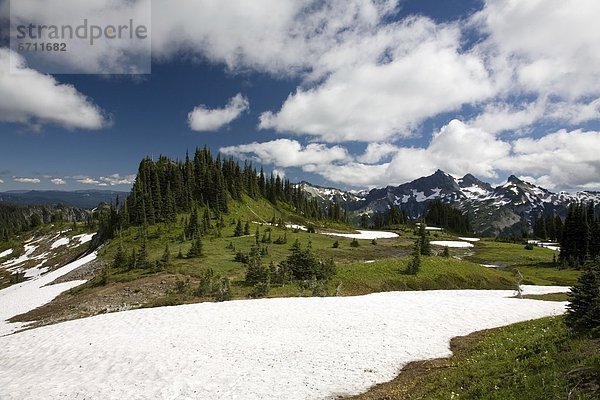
[296,171,600,236]
[294,181,366,205]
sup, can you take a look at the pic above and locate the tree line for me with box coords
[560,202,600,267]
[425,199,472,234]
[0,203,90,242]
[98,146,347,239]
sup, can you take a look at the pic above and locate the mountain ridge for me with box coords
[297,171,600,236]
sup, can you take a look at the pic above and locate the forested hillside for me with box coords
[98,147,347,239]
[0,203,90,241]
[560,202,600,267]
[425,200,472,234]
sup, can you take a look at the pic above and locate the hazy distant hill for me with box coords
[0,190,128,209]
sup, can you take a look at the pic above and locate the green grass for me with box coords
[415,317,599,399]
[351,317,600,399]
[86,200,581,306]
[333,257,516,295]
[466,240,557,268]
[463,240,581,287]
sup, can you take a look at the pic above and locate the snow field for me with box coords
[0,252,97,336]
[0,287,567,400]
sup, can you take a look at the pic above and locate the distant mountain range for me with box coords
[4,175,598,236]
[0,190,128,209]
[298,170,600,236]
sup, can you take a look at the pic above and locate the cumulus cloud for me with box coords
[259,18,493,142]
[51,178,66,185]
[0,49,108,129]
[223,122,600,190]
[473,0,600,100]
[498,129,600,189]
[76,177,101,185]
[14,177,40,184]
[468,101,545,135]
[188,94,249,132]
[152,0,398,75]
[10,0,151,74]
[220,139,350,168]
[99,174,136,186]
[357,143,400,164]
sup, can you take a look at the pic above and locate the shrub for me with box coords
[350,238,360,247]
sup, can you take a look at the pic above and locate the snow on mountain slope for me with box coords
[295,181,365,204]
[341,170,600,236]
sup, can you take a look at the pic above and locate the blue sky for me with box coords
[1,0,600,192]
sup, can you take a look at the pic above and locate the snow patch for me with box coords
[326,230,399,240]
[285,224,308,231]
[0,289,565,399]
[1,244,38,268]
[430,241,474,248]
[0,249,13,259]
[50,237,70,249]
[458,237,480,242]
[0,252,96,336]
[72,233,94,245]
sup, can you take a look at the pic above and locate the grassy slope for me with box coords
[87,195,582,304]
[349,317,600,400]
[466,240,581,286]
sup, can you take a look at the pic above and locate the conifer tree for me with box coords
[565,259,600,335]
[234,220,244,237]
[418,222,431,256]
[187,235,203,258]
[113,243,127,268]
[137,239,150,269]
[161,243,171,265]
[407,241,421,275]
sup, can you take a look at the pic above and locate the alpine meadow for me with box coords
[1,1,600,399]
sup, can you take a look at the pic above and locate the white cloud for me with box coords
[468,100,545,135]
[224,122,600,190]
[306,162,391,188]
[259,18,493,142]
[76,177,101,185]
[220,139,350,168]
[51,178,66,185]
[10,0,151,74]
[152,0,398,75]
[0,179,4,184]
[188,94,249,132]
[271,169,286,179]
[357,143,400,164]
[0,49,108,129]
[474,0,600,100]
[99,174,136,186]
[546,98,600,125]
[498,129,600,189]
[14,177,40,184]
